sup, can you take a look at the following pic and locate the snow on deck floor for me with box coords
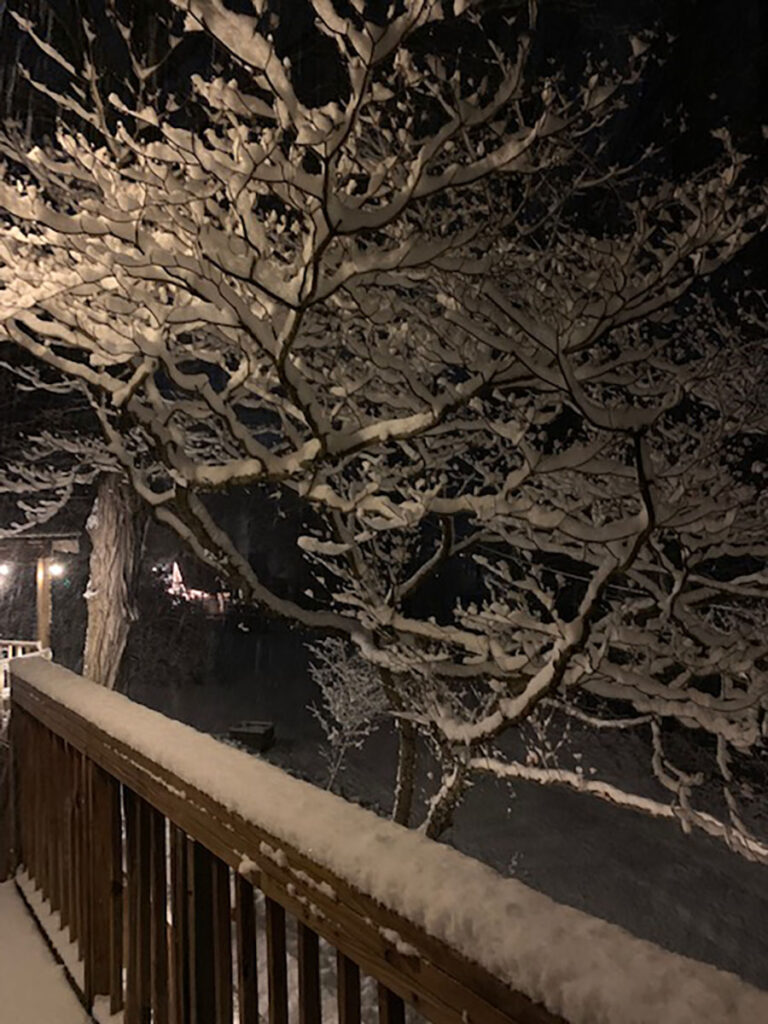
[0,881,91,1024]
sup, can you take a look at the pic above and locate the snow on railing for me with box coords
[6,657,768,1024]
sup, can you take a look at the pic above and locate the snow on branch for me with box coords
[0,0,766,844]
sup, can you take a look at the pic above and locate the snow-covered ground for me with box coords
[0,882,91,1023]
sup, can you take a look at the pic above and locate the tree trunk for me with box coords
[421,758,470,840]
[392,718,417,827]
[82,474,146,690]
[380,668,418,827]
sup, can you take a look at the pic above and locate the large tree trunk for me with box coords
[82,474,146,690]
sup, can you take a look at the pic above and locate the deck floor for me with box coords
[0,881,91,1023]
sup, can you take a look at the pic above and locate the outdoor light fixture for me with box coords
[49,562,65,578]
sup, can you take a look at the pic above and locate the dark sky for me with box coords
[1,0,765,140]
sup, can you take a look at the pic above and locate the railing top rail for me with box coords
[10,657,768,1024]
[1,643,47,673]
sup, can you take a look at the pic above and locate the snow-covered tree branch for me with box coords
[0,0,766,845]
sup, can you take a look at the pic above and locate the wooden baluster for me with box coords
[68,743,81,947]
[137,798,152,1022]
[337,953,361,1024]
[48,735,63,915]
[13,708,26,876]
[235,876,258,1024]
[60,741,72,935]
[377,984,405,1024]
[8,707,20,875]
[298,922,321,1024]
[74,749,87,959]
[22,710,33,879]
[23,714,33,881]
[40,725,51,901]
[189,841,216,1024]
[30,717,41,888]
[212,856,233,1024]
[125,790,152,1023]
[170,826,190,1024]
[265,897,289,1024]
[37,720,46,890]
[109,778,124,1015]
[80,759,94,1004]
[150,808,169,1024]
[7,699,21,878]
[86,761,114,1005]
[22,710,32,877]
[2,703,17,881]
[47,729,59,907]
[0,717,8,882]
[125,788,138,1024]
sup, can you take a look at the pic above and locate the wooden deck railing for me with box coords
[4,661,562,1024]
[1,639,44,700]
[0,639,45,659]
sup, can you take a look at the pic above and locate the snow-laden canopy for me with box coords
[0,0,766,841]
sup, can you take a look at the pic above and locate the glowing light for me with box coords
[0,563,10,577]
[49,562,65,578]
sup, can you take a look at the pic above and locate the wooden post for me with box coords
[36,555,51,650]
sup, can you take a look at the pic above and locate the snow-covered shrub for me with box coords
[309,637,388,790]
